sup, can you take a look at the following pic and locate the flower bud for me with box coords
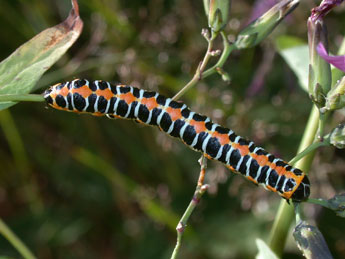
[204,0,231,32]
[329,123,345,149]
[234,0,299,49]
[293,221,332,259]
[216,67,231,83]
[321,76,345,112]
[307,18,332,107]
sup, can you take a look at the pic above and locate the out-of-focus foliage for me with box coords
[0,0,344,258]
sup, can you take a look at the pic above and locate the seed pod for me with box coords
[235,0,299,49]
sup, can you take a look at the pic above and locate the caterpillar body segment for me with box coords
[44,79,310,202]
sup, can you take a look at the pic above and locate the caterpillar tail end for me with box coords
[291,176,311,202]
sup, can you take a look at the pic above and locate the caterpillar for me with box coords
[44,79,310,202]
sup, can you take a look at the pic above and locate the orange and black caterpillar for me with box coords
[44,79,310,202]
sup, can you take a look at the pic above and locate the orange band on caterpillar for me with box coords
[44,79,310,202]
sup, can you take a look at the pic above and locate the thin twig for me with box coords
[172,30,218,101]
[170,156,209,259]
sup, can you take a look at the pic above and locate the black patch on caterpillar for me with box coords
[183,125,197,145]
[98,81,109,90]
[284,179,295,192]
[132,87,140,98]
[238,155,250,175]
[66,93,73,110]
[73,93,86,111]
[86,94,97,113]
[229,132,237,142]
[275,160,286,167]
[248,143,256,152]
[108,97,117,113]
[181,108,190,118]
[249,159,260,179]
[276,175,286,192]
[97,96,108,113]
[205,121,213,130]
[169,119,185,138]
[138,104,150,122]
[285,165,293,171]
[74,79,87,88]
[193,113,207,122]
[293,168,303,176]
[193,131,208,151]
[149,107,162,126]
[143,91,156,98]
[119,87,131,94]
[206,137,221,158]
[127,101,139,119]
[256,149,268,156]
[45,95,53,105]
[160,112,173,132]
[169,101,184,109]
[110,85,118,94]
[218,144,231,163]
[267,154,275,163]
[89,81,98,91]
[116,100,129,117]
[268,171,279,187]
[156,95,167,106]
[238,138,250,146]
[215,126,229,134]
[55,95,66,108]
[257,166,269,183]
[229,149,241,168]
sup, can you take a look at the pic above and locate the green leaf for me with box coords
[255,239,278,259]
[276,36,309,92]
[0,0,83,111]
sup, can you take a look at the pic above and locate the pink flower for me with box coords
[317,43,345,72]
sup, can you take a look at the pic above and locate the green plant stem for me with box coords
[294,203,302,224]
[268,105,320,257]
[289,139,330,165]
[203,31,234,78]
[0,218,36,259]
[0,94,44,102]
[173,31,234,101]
[171,156,208,259]
[318,112,328,139]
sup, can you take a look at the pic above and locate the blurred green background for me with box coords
[0,0,344,258]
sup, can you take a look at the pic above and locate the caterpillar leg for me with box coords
[106,114,120,119]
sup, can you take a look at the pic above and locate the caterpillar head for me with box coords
[291,176,311,202]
